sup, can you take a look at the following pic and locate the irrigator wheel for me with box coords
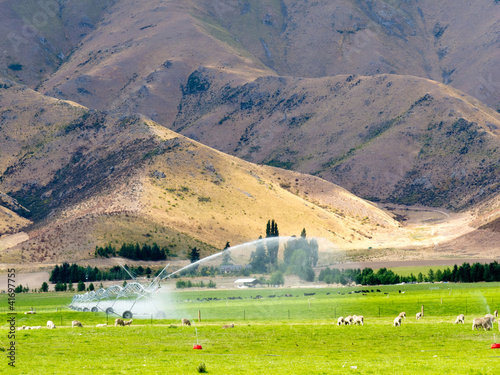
[106,307,114,315]
[123,311,133,319]
[156,311,166,319]
[91,307,98,313]
[83,307,90,312]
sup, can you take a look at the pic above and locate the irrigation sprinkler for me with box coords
[69,263,171,319]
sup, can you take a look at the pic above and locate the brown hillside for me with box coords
[173,73,500,211]
[0,79,407,267]
[199,0,500,110]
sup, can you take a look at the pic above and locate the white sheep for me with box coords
[337,317,345,326]
[24,311,36,315]
[393,316,402,327]
[454,314,465,324]
[353,315,364,326]
[222,323,235,329]
[72,320,83,328]
[416,312,423,320]
[96,324,107,327]
[398,312,406,319]
[123,319,133,326]
[485,314,496,323]
[17,325,26,330]
[344,315,353,325]
[29,326,42,330]
[181,318,191,326]
[494,310,498,318]
[47,320,56,329]
[472,316,493,331]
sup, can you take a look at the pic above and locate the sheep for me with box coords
[472,316,493,331]
[337,316,345,326]
[17,325,26,330]
[485,313,496,323]
[222,323,234,329]
[115,318,125,326]
[393,316,402,327]
[398,312,406,319]
[494,310,498,318]
[96,324,107,328]
[181,318,191,326]
[416,312,423,320]
[72,320,83,328]
[47,320,56,329]
[114,318,132,326]
[353,315,364,326]
[454,314,465,324]
[344,315,353,325]
[24,311,36,315]
[29,326,42,330]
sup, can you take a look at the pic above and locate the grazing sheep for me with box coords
[96,324,107,327]
[485,313,496,323]
[115,318,132,326]
[28,326,42,330]
[24,311,36,315]
[72,320,83,328]
[398,312,406,319]
[115,318,125,326]
[17,325,26,330]
[494,310,498,318]
[393,316,402,327]
[472,317,493,331]
[222,323,234,329]
[181,318,191,326]
[337,317,345,326]
[47,320,56,329]
[353,315,364,326]
[416,312,423,320]
[454,314,465,324]
[344,315,353,325]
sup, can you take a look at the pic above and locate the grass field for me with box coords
[1,282,499,374]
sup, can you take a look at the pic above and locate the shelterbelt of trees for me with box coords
[94,242,174,261]
[319,261,500,285]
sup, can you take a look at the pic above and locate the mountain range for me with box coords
[1,0,500,269]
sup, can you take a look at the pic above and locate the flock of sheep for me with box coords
[391,310,498,330]
[337,315,364,326]
[334,310,499,330]
[18,309,498,331]
[18,318,134,330]
[19,317,234,330]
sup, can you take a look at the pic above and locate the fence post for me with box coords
[421,305,424,316]
[198,310,201,322]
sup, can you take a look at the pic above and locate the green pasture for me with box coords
[387,265,449,277]
[1,283,499,374]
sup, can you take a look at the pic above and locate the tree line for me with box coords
[49,263,157,284]
[95,242,174,261]
[319,261,500,286]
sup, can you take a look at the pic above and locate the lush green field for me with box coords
[1,283,499,374]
